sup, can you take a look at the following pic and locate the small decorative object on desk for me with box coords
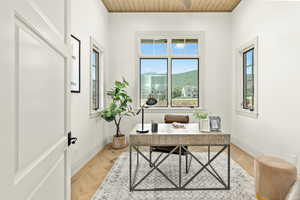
[151,121,158,133]
[172,122,185,129]
[209,116,221,131]
[193,110,210,132]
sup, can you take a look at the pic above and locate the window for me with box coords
[90,38,104,117]
[140,59,168,107]
[172,39,198,55]
[171,58,199,107]
[138,32,202,108]
[91,49,99,111]
[243,48,254,110]
[141,39,167,55]
[236,37,258,118]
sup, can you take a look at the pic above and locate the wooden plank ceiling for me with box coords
[101,0,241,12]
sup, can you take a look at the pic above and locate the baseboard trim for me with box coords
[232,137,300,175]
[71,144,104,176]
[231,137,262,158]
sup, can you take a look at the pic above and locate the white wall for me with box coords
[70,0,109,175]
[232,0,300,167]
[107,13,232,138]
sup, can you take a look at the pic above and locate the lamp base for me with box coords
[136,129,149,134]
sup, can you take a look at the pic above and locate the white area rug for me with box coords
[92,152,256,200]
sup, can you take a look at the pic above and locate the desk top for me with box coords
[130,123,227,135]
[129,123,230,146]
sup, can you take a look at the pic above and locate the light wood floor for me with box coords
[71,144,254,200]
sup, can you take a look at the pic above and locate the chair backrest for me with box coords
[164,114,189,124]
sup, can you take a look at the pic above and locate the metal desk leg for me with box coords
[208,145,211,161]
[227,144,231,190]
[137,146,139,166]
[179,145,182,187]
[149,147,152,167]
[129,144,132,191]
[185,153,188,174]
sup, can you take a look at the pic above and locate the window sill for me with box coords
[141,107,202,113]
[89,108,103,119]
[236,109,258,119]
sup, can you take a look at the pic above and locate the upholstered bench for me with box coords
[255,156,297,200]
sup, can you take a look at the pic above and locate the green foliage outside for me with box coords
[172,70,198,91]
[172,87,182,98]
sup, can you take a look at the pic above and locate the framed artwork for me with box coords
[71,34,81,93]
[209,116,221,132]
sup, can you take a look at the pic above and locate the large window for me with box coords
[138,33,201,108]
[236,37,258,118]
[90,38,104,117]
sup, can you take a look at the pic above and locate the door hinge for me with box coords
[68,131,77,146]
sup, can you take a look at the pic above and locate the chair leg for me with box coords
[185,154,192,174]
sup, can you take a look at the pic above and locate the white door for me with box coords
[0,0,72,199]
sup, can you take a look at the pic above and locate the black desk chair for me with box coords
[149,114,192,173]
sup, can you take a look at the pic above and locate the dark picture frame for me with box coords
[209,116,221,132]
[71,34,81,93]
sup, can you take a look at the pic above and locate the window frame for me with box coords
[136,31,204,110]
[89,37,104,118]
[236,37,258,118]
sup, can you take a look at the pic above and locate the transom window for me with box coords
[138,33,201,108]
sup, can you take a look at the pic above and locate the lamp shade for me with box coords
[146,97,157,106]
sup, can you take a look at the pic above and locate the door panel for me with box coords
[31,0,65,36]
[30,158,65,200]
[15,0,67,54]
[14,138,66,198]
[17,23,65,170]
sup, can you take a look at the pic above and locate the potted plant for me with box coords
[100,78,135,149]
[193,110,210,132]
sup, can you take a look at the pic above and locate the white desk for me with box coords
[129,123,231,191]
